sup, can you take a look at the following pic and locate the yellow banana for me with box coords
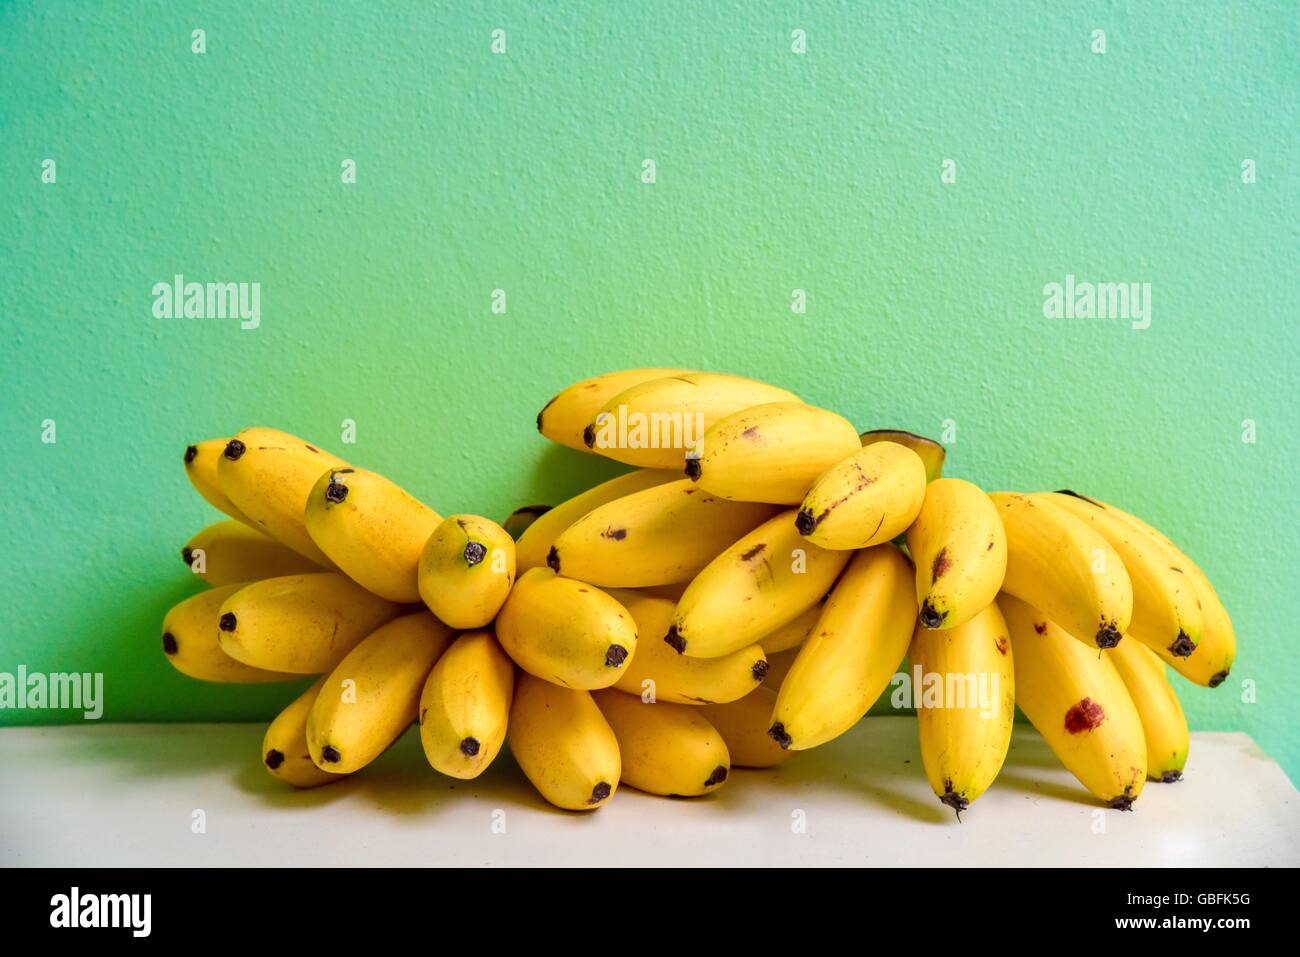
[1109,637,1189,782]
[909,602,1015,815]
[547,479,778,586]
[418,630,515,779]
[989,492,1132,650]
[216,572,403,674]
[668,509,851,658]
[769,544,915,750]
[699,687,795,768]
[795,441,927,549]
[860,429,946,483]
[263,678,342,788]
[761,647,801,689]
[216,427,347,565]
[503,504,551,541]
[1000,593,1146,808]
[906,478,1007,630]
[182,519,322,587]
[537,367,691,452]
[608,589,767,705]
[161,584,298,683]
[183,437,253,525]
[592,689,730,797]
[508,674,621,810]
[495,567,638,689]
[308,611,454,774]
[583,372,801,469]
[303,466,441,602]
[515,468,678,571]
[757,603,822,654]
[418,515,516,628]
[687,402,861,504]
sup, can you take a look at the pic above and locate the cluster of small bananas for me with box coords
[164,368,1236,814]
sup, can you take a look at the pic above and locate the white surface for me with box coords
[0,720,1295,867]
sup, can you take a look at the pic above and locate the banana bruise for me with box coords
[769,544,915,750]
[1109,635,1190,782]
[796,441,927,549]
[308,611,455,774]
[537,367,692,452]
[592,689,730,797]
[906,478,1007,631]
[181,519,323,587]
[547,479,778,587]
[508,674,621,811]
[183,438,254,525]
[304,466,442,603]
[419,630,516,779]
[161,585,299,684]
[699,687,795,768]
[418,514,516,629]
[263,678,342,789]
[860,429,946,483]
[688,402,861,505]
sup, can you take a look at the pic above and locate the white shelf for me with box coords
[1,720,1295,867]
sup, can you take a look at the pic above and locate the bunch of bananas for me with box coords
[163,368,1235,816]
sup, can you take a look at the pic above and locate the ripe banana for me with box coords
[418,514,516,628]
[216,572,403,674]
[182,519,322,587]
[508,674,621,811]
[607,588,767,705]
[761,647,801,689]
[757,602,822,654]
[183,438,253,525]
[906,478,1007,630]
[909,601,1015,815]
[263,678,343,788]
[860,429,946,483]
[583,372,801,469]
[515,469,678,572]
[668,508,851,658]
[688,402,861,504]
[1000,593,1146,808]
[503,504,551,541]
[989,492,1132,649]
[592,689,730,797]
[495,567,638,689]
[1041,491,1199,658]
[216,427,347,565]
[537,367,691,452]
[547,479,778,586]
[1109,636,1189,782]
[304,466,441,602]
[308,611,455,774]
[769,544,915,750]
[796,441,927,549]
[699,687,795,768]
[418,630,515,779]
[161,585,297,683]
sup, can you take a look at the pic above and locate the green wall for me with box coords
[2,2,1296,784]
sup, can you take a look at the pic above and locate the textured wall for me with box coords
[1,1,1296,783]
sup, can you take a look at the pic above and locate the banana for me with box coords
[418,515,517,628]
[583,372,801,469]
[1040,491,1200,659]
[860,429,946,483]
[263,678,342,788]
[906,478,1007,630]
[769,544,915,750]
[508,674,621,811]
[688,402,861,504]
[304,466,441,602]
[592,689,730,797]
[760,647,801,689]
[909,602,1015,815]
[668,509,851,658]
[216,427,347,565]
[161,585,298,683]
[795,441,927,549]
[757,602,822,654]
[547,479,778,586]
[418,630,515,779]
[608,589,767,705]
[495,567,638,689]
[699,687,795,768]
[1000,593,1146,808]
[308,611,455,774]
[216,572,404,674]
[988,492,1133,650]
[515,469,678,571]
[537,367,691,452]
[182,519,322,587]
[183,438,253,524]
[1109,637,1189,782]
[503,504,551,541]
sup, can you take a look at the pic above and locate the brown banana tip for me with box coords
[183,444,198,464]
[940,782,969,819]
[264,749,284,770]
[704,765,728,787]
[218,612,237,632]
[180,547,193,566]
[324,475,349,504]
[222,439,246,461]
[1108,787,1136,811]
[582,424,597,448]
[768,722,792,749]
[320,745,342,764]
[545,546,559,572]
[589,781,612,804]
[604,645,629,668]
[459,737,481,757]
[1095,623,1122,649]
[919,600,946,629]
[1208,669,1229,688]
[664,627,686,654]
[1168,632,1195,658]
[751,659,769,681]
[1160,770,1183,783]
[794,508,818,536]
[684,457,702,481]
[162,632,178,655]
[464,541,487,566]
